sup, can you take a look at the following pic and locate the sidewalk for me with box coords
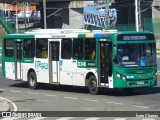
[0,97,10,117]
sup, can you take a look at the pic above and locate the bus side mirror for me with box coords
[113,45,117,59]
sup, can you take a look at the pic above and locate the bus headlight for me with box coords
[116,73,126,81]
[153,72,157,78]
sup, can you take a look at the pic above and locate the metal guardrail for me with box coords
[0,10,41,34]
[84,4,117,27]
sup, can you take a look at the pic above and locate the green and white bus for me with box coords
[2,29,157,94]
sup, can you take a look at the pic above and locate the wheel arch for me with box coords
[85,72,97,86]
[27,68,36,80]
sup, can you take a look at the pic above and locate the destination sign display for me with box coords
[117,34,155,41]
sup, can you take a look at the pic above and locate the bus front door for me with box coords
[49,42,60,83]
[98,42,112,86]
[14,40,23,80]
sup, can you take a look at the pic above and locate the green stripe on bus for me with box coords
[2,34,34,39]
[78,34,86,38]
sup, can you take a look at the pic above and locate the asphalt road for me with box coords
[1,71,160,120]
[0,52,160,120]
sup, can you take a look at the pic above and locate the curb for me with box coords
[0,97,10,117]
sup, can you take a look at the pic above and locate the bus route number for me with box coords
[77,62,86,67]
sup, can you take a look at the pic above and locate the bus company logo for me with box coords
[35,60,48,69]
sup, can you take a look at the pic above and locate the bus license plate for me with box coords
[137,81,144,85]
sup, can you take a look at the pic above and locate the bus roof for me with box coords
[25,29,91,34]
[2,29,154,40]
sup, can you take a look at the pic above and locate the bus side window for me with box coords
[4,39,14,57]
[61,38,72,59]
[84,38,96,60]
[24,39,35,58]
[73,38,84,60]
[36,39,48,58]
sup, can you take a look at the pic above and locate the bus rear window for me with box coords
[4,39,14,57]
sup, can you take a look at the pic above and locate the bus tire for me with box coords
[88,75,99,95]
[28,72,38,89]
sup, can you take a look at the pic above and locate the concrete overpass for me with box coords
[1,0,157,29]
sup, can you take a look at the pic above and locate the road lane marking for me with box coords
[46,94,58,97]
[0,89,5,91]
[114,118,128,120]
[64,97,78,100]
[28,117,47,120]
[26,92,39,95]
[84,118,101,120]
[142,118,156,120]
[0,96,17,111]
[0,64,1,67]
[10,90,22,93]
[84,99,98,102]
[2,117,21,120]
[132,105,149,109]
[106,102,122,105]
[56,117,75,120]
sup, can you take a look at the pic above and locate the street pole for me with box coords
[4,3,7,23]
[8,5,10,21]
[107,1,110,29]
[24,2,27,31]
[135,0,139,32]
[27,2,29,28]
[16,2,18,33]
[43,0,47,29]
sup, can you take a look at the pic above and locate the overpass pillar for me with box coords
[63,1,90,29]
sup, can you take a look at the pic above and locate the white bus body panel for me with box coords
[5,62,15,80]
[34,58,49,83]
[59,59,73,85]
[22,63,36,81]
[59,59,98,86]
[72,73,85,86]
[5,62,22,80]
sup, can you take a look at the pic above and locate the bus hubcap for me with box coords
[30,77,35,86]
[91,80,96,90]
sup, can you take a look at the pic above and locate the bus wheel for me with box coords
[28,72,38,89]
[88,75,99,95]
[123,88,133,94]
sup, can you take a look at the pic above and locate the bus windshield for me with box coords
[114,43,156,67]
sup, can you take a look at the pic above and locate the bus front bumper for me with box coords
[113,77,157,88]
